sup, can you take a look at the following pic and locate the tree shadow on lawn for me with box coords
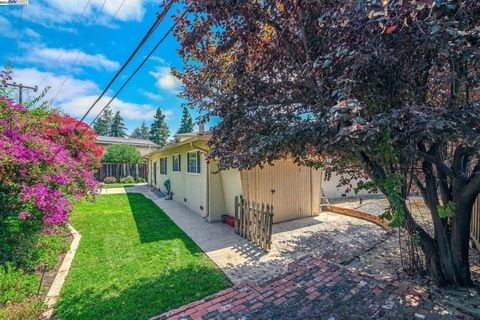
[54,264,230,320]
[127,192,200,248]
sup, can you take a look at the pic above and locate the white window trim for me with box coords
[186,151,201,175]
[172,153,181,173]
[159,156,168,175]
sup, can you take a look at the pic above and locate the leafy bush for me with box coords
[101,144,142,164]
[120,176,135,184]
[0,298,45,320]
[103,176,117,184]
[0,263,39,304]
[136,177,146,183]
[0,225,68,272]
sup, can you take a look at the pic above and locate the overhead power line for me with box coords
[12,6,23,68]
[39,0,92,86]
[76,1,175,125]
[50,0,109,103]
[86,11,187,132]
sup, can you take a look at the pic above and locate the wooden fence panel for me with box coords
[95,163,147,182]
[472,196,480,250]
[234,196,274,251]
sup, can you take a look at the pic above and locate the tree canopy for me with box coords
[110,111,127,137]
[174,0,480,287]
[101,144,142,164]
[130,121,150,139]
[177,106,194,134]
[94,106,113,136]
[149,108,170,148]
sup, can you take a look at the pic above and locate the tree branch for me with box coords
[417,150,453,177]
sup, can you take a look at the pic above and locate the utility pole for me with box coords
[5,82,38,104]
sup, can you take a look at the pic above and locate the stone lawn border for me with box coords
[41,224,81,320]
[328,205,390,230]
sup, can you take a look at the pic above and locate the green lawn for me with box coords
[103,183,135,189]
[55,193,230,320]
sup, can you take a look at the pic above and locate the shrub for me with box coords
[136,177,146,183]
[0,298,45,320]
[101,144,142,164]
[103,176,117,184]
[0,263,39,304]
[119,176,135,184]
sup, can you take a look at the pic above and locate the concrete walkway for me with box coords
[100,186,387,284]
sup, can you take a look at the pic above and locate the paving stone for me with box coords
[152,256,471,320]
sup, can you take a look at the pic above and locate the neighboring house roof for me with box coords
[96,136,158,147]
[146,131,211,157]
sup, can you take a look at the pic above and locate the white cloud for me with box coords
[149,56,166,64]
[0,16,16,38]
[139,89,163,101]
[18,46,120,71]
[10,67,166,122]
[11,67,99,104]
[59,95,173,121]
[149,66,182,94]
[20,0,148,27]
[23,28,42,40]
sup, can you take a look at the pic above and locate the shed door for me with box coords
[241,160,318,223]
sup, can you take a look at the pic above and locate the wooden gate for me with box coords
[234,196,274,251]
[472,196,480,250]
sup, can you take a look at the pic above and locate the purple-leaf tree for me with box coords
[174,0,480,287]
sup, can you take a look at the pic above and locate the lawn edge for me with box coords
[41,224,81,320]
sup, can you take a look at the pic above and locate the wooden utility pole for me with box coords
[5,82,38,104]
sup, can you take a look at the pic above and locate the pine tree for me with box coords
[149,108,170,148]
[177,106,194,134]
[110,111,127,137]
[93,106,113,136]
[130,121,150,139]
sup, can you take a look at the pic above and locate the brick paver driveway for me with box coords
[153,256,471,320]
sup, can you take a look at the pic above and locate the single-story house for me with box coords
[147,131,369,224]
[96,136,158,156]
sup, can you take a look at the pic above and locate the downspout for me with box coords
[310,167,313,217]
[190,141,210,220]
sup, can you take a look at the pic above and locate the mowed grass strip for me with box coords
[55,193,230,320]
[103,183,135,189]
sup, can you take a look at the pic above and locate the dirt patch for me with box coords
[39,230,72,302]
[337,197,480,319]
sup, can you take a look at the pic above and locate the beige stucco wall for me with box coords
[148,144,326,224]
[148,142,208,218]
[208,161,227,222]
[322,172,370,199]
[219,169,243,218]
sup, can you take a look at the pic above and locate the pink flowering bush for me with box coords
[0,95,101,267]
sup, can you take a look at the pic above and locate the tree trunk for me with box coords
[420,198,474,287]
[449,198,474,286]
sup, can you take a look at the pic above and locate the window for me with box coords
[153,161,157,185]
[187,151,201,174]
[172,154,181,172]
[160,157,167,175]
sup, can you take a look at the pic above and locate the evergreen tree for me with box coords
[93,106,113,136]
[110,111,127,137]
[177,106,194,134]
[130,121,150,139]
[149,108,170,148]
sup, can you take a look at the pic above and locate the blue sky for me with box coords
[0,0,199,136]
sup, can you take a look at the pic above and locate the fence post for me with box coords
[240,196,245,238]
[234,196,239,234]
[267,205,273,250]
